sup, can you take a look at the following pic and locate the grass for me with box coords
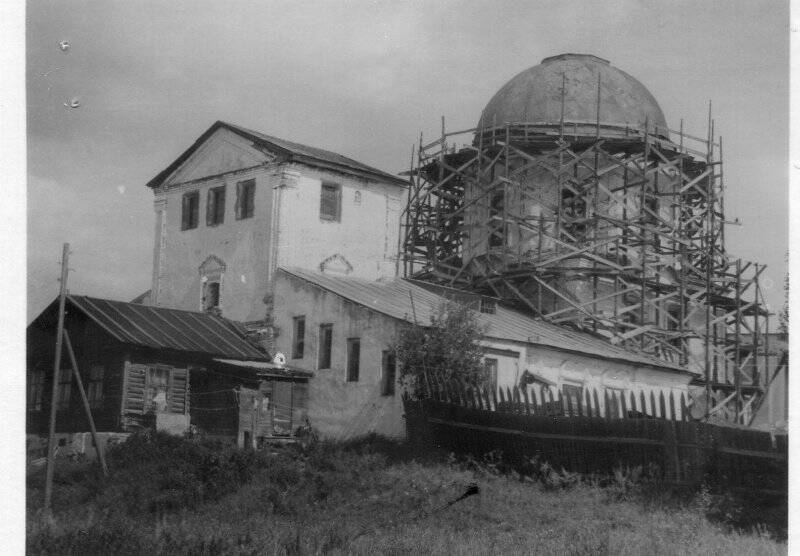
[27,433,787,555]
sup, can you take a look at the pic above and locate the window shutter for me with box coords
[320,184,339,220]
[235,182,242,220]
[181,194,190,230]
[169,368,189,414]
[206,188,214,226]
[216,188,225,222]
[124,364,147,414]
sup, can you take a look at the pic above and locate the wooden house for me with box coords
[27,295,310,449]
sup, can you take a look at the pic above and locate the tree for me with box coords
[394,299,488,397]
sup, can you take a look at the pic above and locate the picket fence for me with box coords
[404,380,787,494]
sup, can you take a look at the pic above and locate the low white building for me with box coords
[273,267,698,440]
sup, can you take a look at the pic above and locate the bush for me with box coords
[394,299,489,396]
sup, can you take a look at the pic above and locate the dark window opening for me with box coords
[381,350,396,396]
[318,324,333,369]
[489,190,506,247]
[206,185,226,226]
[346,338,360,382]
[56,367,72,411]
[483,358,498,392]
[181,191,200,230]
[236,179,256,220]
[320,182,341,221]
[87,365,104,408]
[203,281,221,313]
[605,387,625,418]
[292,316,306,359]
[28,369,45,411]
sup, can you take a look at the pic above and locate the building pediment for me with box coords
[161,127,276,187]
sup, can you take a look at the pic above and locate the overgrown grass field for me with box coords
[27,433,786,555]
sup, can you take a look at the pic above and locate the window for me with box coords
[236,179,256,220]
[489,190,506,247]
[28,369,45,411]
[56,367,72,411]
[146,366,170,413]
[87,365,104,408]
[181,191,200,230]
[381,350,396,396]
[320,182,341,221]
[292,316,306,359]
[483,358,498,392]
[346,338,360,382]
[203,280,221,313]
[206,185,226,226]
[318,324,333,369]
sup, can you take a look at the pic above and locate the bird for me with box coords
[63,98,80,109]
[58,40,70,52]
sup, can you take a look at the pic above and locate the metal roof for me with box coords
[61,295,269,360]
[213,358,313,379]
[280,267,691,374]
[146,120,408,189]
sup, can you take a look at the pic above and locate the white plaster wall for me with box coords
[519,347,693,418]
[275,165,405,281]
[273,271,405,440]
[151,165,278,322]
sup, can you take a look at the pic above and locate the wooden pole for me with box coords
[43,243,70,515]
[62,329,109,476]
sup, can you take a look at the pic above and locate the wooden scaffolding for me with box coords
[401,93,776,425]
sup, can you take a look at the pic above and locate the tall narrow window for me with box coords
[489,190,506,247]
[27,369,45,411]
[87,365,105,408]
[236,179,256,220]
[181,191,200,230]
[320,182,341,221]
[483,358,498,392]
[206,185,226,226]
[346,338,360,382]
[381,350,396,396]
[56,367,72,411]
[146,366,170,413]
[292,316,306,359]
[203,281,221,313]
[318,324,333,369]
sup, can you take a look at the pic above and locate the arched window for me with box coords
[199,255,226,315]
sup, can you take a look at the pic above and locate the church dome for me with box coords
[478,54,667,137]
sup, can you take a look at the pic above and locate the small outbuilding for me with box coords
[26,295,310,450]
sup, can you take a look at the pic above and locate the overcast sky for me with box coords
[26,0,790,321]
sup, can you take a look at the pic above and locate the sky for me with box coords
[25,0,790,322]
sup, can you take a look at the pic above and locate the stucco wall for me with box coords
[149,129,406,323]
[273,271,405,440]
[274,164,404,281]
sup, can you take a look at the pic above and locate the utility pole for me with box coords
[43,243,69,516]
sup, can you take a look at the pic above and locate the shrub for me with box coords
[394,299,488,396]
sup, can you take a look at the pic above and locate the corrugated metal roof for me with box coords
[280,267,691,374]
[146,121,407,189]
[64,296,268,360]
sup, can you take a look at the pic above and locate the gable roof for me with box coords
[30,295,269,361]
[279,267,693,374]
[146,120,408,189]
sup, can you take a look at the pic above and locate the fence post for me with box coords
[521,386,531,415]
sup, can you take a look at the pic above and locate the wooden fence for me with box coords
[404,380,787,494]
